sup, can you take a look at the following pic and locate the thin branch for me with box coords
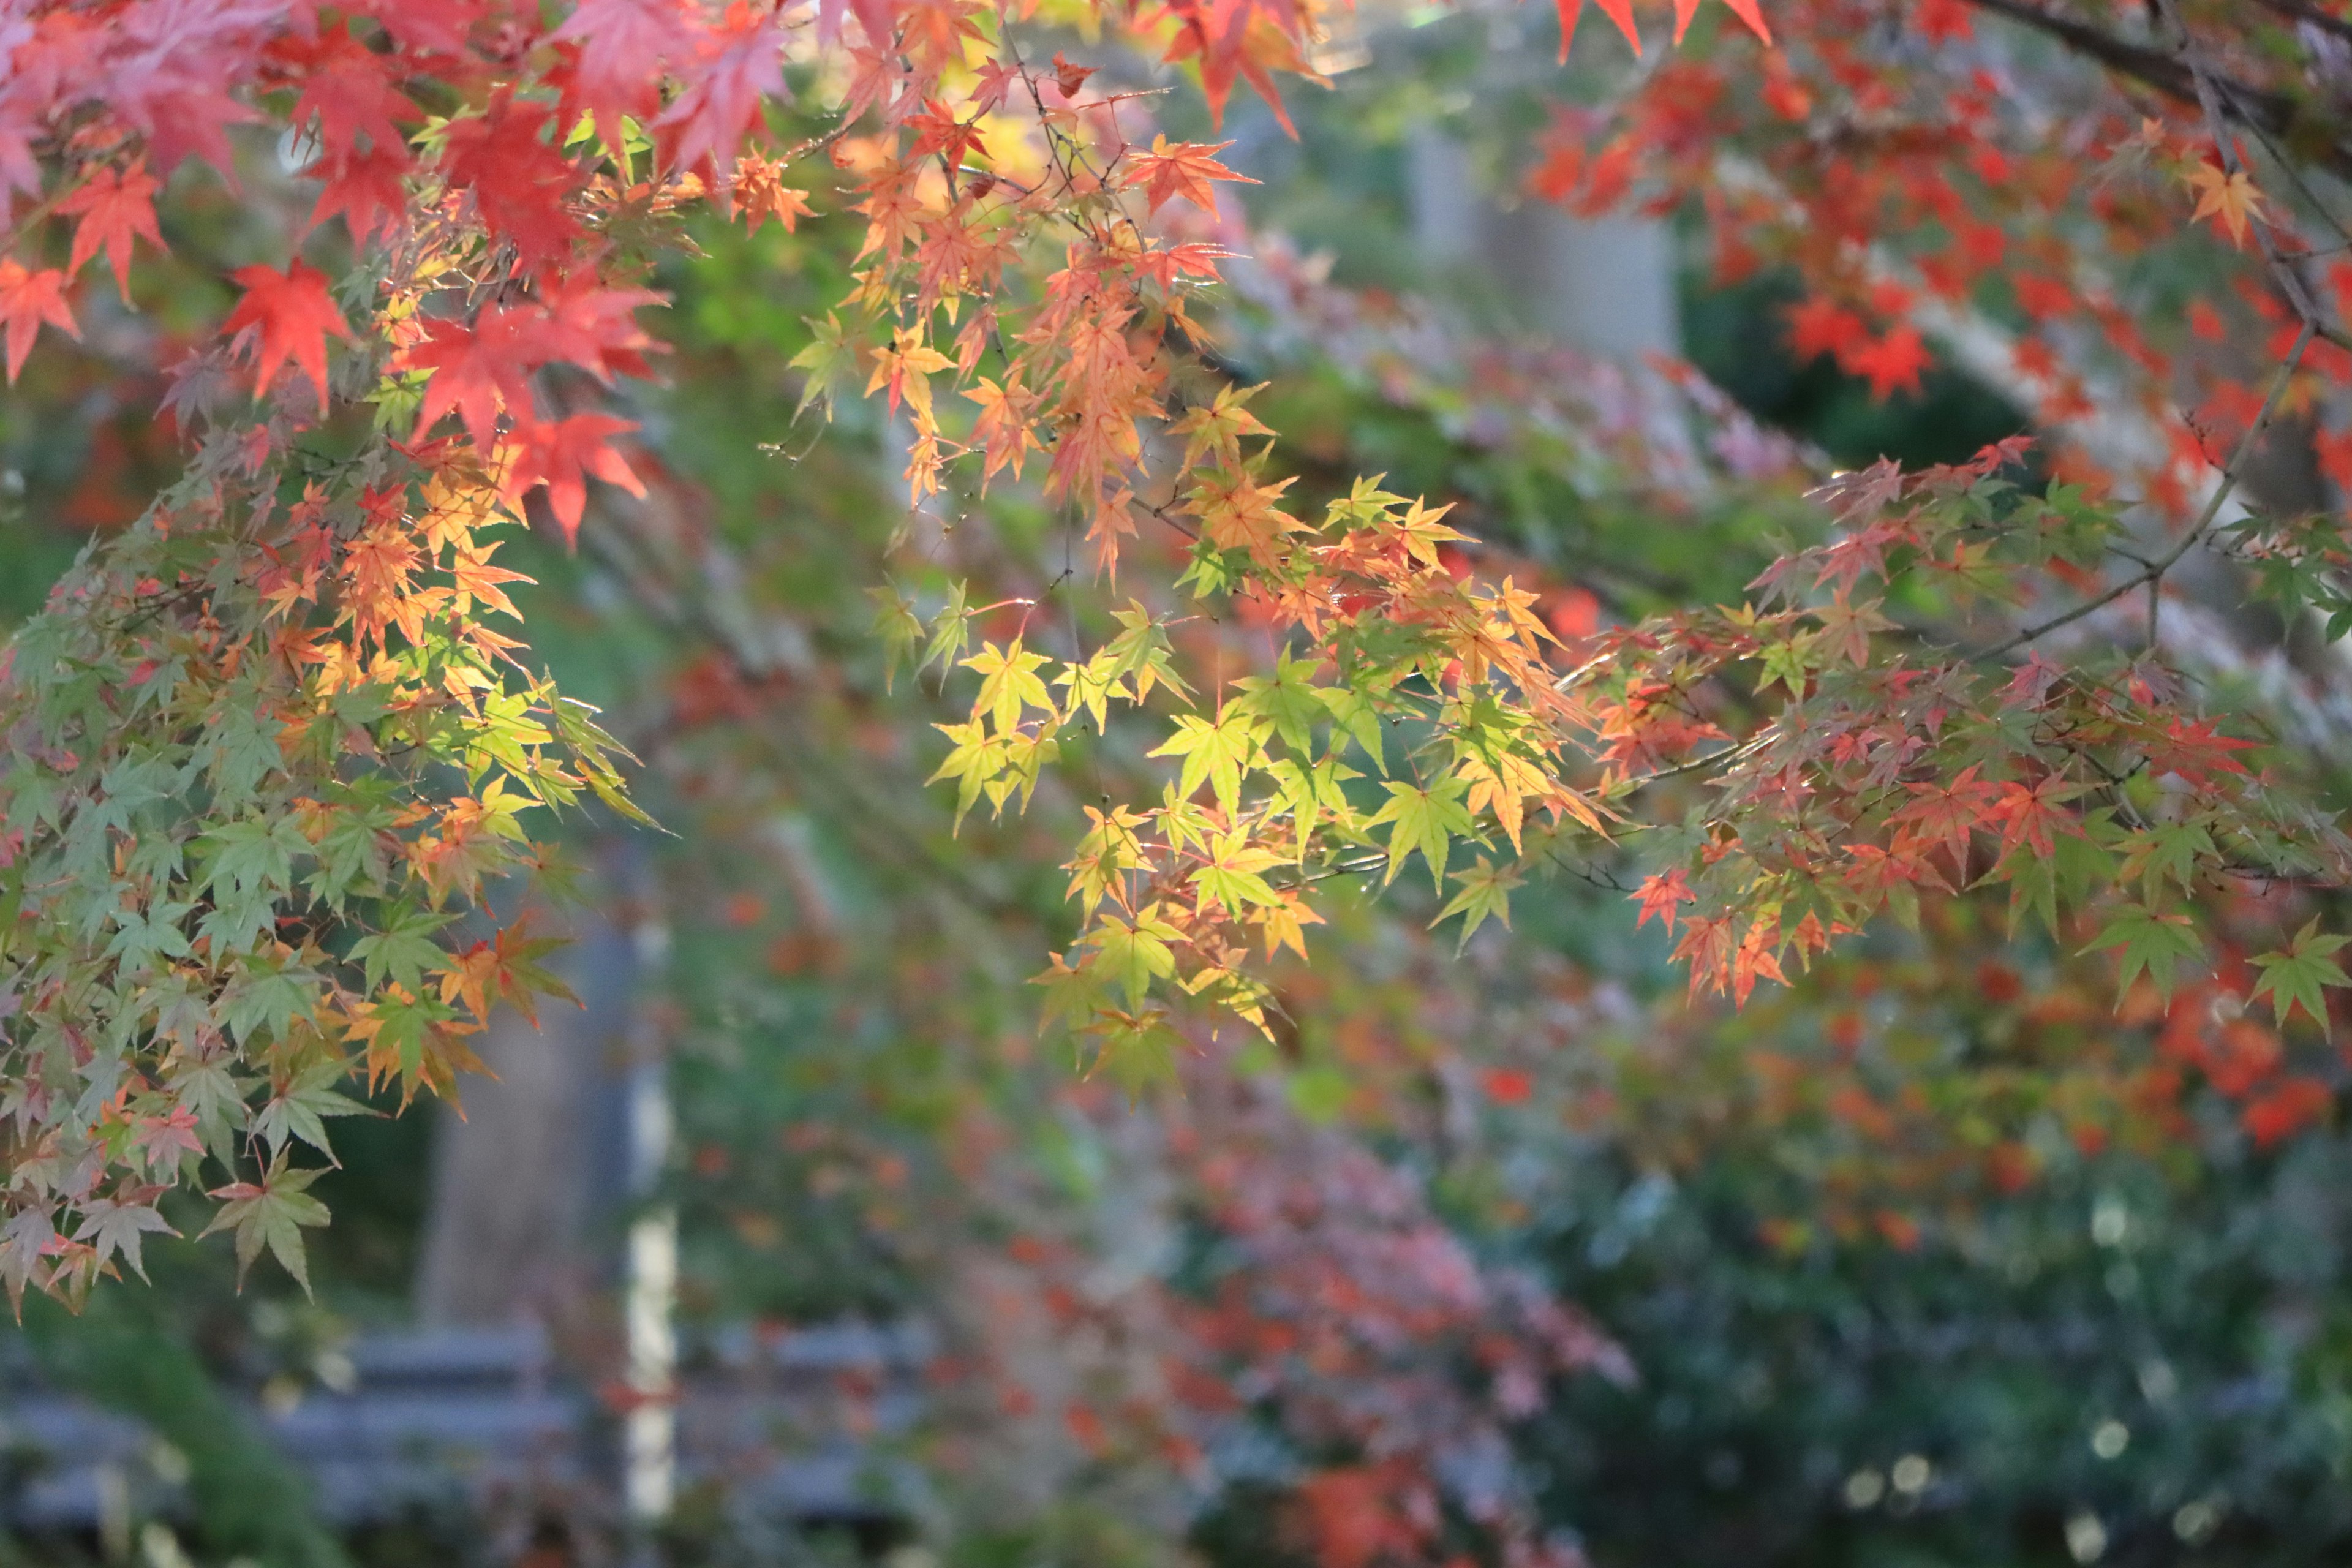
[1981,320,2316,660]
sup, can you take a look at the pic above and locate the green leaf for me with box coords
[349,905,454,997]
[251,1063,372,1160]
[2249,919,2352,1035]
[1368,775,1476,891]
[1088,906,1183,1009]
[1231,647,1326,756]
[201,1159,331,1295]
[75,1200,178,1283]
[1436,857,1523,950]
[2085,904,2204,1003]
[1148,706,1268,820]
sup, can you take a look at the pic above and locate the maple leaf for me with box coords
[1370,775,1478,891]
[309,139,414,246]
[1845,325,1931,401]
[657,6,788,181]
[1193,829,1287,916]
[0,258,78,383]
[224,260,354,413]
[1987,773,2086,860]
[1436,857,1523,950]
[1150,707,1270,819]
[74,1198,178,1283]
[440,91,581,274]
[1088,905,1185,1008]
[962,639,1055,734]
[552,0,685,143]
[1631,867,1697,935]
[1129,137,1259,213]
[2249,919,2352,1035]
[1066,804,1150,914]
[2086,904,2204,1005]
[929,718,1010,829]
[59,160,164,301]
[1255,889,1325,960]
[1554,0,1645,58]
[502,413,647,542]
[2184,161,2266,248]
[866,326,953,419]
[131,1106,206,1171]
[201,1155,332,1294]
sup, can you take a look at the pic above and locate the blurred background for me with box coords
[7,6,2352,1568]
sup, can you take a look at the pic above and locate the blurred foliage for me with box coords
[3,20,2351,1568]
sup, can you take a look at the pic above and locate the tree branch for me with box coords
[1981,320,2315,660]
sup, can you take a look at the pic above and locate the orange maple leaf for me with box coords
[1128,137,1258,213]
[2184,161,2265,248]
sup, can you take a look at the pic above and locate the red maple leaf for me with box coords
[503,413,646,541]
[0,259,79,383]
[309,138,415,246]
[1785,295,1865,364]
[1845,325,1931,401]
[58,160,164,301]
[1988,772,2086,860]
[656,7,787,181]
[441,91,581,276]
[552,0,687,144]
[224,260,355,413]
[284,23,418,165]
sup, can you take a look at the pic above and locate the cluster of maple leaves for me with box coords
[0,0,2347,1357]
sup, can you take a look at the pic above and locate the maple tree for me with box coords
[9,0,2352,1561]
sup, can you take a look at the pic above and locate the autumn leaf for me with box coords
[501,413,647,541]
[1128,136,1259,213]
[0,258,78,383]
[963,638,1054,734]
[2184,161,2265,247]
[58,159,164,301]
[1150,706,1270,818]
[224,260,355,413]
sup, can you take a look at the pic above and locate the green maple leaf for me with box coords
[201,1158,331,1294]
[1085,1008,1182,1099]
[788,312,859,416]
[1191,830,1286,916]
[1316,682,1386,771]
[2085,903,2204,1003]
[1231,647,1326,755]
[2249,919,2352,1035]
[1088,905,1183,1008]
[1148,706,1268,819]
[349,905,453,996]
[1032,951,1108,1034]
[1369,775,1476,891]
[869,584,924,692]
[1436,857,1523,950]
[251,1062,372,1159]
[2119,820,2216,899]
[927,718,1009,829]
[75,1200,178,1283]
